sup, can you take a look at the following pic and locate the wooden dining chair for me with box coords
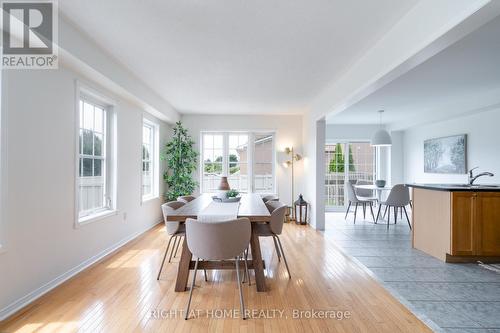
[185,218,251,320]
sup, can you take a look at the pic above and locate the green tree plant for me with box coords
[348,145,356,172]
[329,143,345,173]
[162,121,198,201]
[328,143,356,173]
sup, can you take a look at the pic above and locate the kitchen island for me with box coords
[408,184,500,262]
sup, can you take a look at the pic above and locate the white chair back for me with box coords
[266,201,287,235]
[346,181,360,203]
[355,180,374,197]
[385,184,410,206]
[162,201,185,235]
[186,218,251,260]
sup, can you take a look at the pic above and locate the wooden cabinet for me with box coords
[451,192,500,256]
[476,192,500,256]
[451,192,476,255]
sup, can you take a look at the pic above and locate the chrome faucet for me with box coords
[468,167,494,185]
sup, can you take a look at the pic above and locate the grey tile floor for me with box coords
[325,212,500,333]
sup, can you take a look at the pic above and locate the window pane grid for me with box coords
[202,134,224,192]
[142,122,155,198]
[202,132,274,194]
[78,99,108,217]
[253,134,274,193]
[324,142,375,208]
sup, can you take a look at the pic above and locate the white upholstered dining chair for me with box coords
[253,201,291,278]
[184,218,251,320]
[376,184,412,230]
[157,201,185,280]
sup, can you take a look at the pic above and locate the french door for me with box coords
[325,142,376,211]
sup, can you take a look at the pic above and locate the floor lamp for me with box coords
[284,147,301,220]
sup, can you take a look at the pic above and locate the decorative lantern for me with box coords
[294,194,308,225]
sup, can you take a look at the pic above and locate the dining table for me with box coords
[166,193,271,292]
[353,184,393,202]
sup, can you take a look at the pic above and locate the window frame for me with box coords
[324,140,377,211]
[199,131,276,194]
[141,117,160,203]
[74,82,117,227]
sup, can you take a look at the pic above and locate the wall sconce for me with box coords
[284,147,302,220]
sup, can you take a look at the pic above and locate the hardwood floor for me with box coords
[0,223,431,332]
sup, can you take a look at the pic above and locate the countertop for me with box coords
[407,183,500,192]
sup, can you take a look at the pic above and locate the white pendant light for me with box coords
[370,110,392,146]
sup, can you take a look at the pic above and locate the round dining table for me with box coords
[353,184,392,202]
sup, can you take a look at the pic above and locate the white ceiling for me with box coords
[326,15,500,129]
[59,0,417,115]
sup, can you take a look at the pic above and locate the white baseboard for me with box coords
[0,219,162,321]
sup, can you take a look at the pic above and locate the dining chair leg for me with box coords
[369,203,375,222]
[383,205,388,219]
[375,204,382,223]
[243,251,251,286]
[387,206,390,229]
[394,206,398,224]
[276,236,291,279]
[185,258,199,320]
[409,200,413,209]
[173,235,182,258]
[344,202,351,220]
[353,203,358,224]
[157,235,174,280]
[168,236,178,263]
[403,206,412,230]
[203,261,208,282]
[272,236,281,262]
[362,203,366,219]
[400,207,403,219]
[235,256,246,320]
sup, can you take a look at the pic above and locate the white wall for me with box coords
[0,66,172,319]
[181,114,303,208]
[404,108,500,184]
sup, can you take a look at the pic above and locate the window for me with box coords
[202,133,224,192]
[77,92,116,223]
[228,134,249,192]
[324,142,376,210]
[201,132,275,193]
[142,119,159,201]
[253,134,274,193]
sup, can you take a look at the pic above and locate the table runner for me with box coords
[197,201,239,222]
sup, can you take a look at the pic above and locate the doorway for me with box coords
[325,142,376,211]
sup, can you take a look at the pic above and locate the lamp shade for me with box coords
[371,129,392,146]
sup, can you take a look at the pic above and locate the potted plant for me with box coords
[162,121,198,201]
[226,189,240,199]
